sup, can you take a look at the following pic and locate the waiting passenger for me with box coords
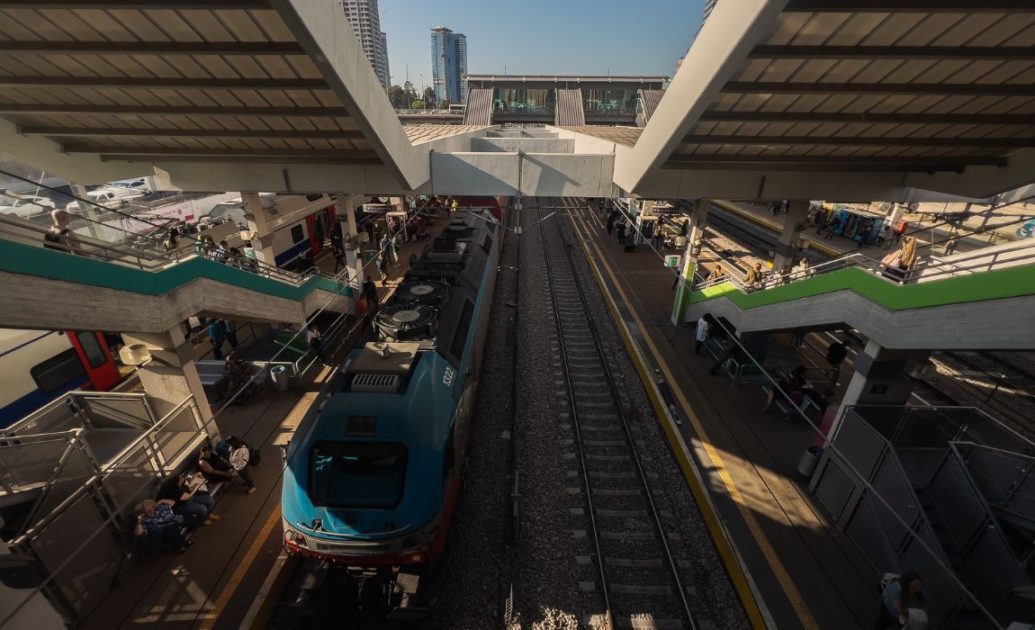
[306,324,327,364]
[792,257,812,281]
[879,235,919,283]
[362,277,379,307]
[762,365,807,415]
[213,240,230,264]
[199,444,255,494]
[157,472,217,528]
[196,234,216,258]
[226,247,245,268]
[616,221,626,244]
[134,499,193,552]
[43,209,80,255]
[223,352,251,404]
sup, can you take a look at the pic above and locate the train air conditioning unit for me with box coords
[395,280,450,306]
[374,305,438,342]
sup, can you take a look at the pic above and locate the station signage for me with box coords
[361,203,393,214]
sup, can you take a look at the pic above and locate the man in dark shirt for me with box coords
[826,340,849,381]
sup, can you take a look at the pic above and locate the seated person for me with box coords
[200,443,256,495]
[157,472,218,528]
[762,366,808,414]
[133,499,193,551]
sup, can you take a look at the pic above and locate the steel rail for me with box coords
[537,197,697,629]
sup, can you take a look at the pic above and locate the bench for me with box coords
[761,382,823,418]
[196,359,272,389]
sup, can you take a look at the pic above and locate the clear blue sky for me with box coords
[378,0,705,90]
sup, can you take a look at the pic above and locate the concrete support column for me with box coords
[671,200,709,325]
[70,183,105,239]
[243,192,276,268]
[338,193,365,287]
[831,340,929,440]
[122,326,217,438]
[773,200,811,273]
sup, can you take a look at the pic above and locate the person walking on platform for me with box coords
[694,315,711,355]
[362,277,379,308]
[616,221,626,244]
[306,324,327,365]
[743,262,763,289]
[208,319,228,360]
[606,213,616,238]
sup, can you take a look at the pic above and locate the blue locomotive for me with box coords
[282,209,501,567]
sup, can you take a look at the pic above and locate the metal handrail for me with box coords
[0,212,353,290]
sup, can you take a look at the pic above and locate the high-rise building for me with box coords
[431,27,467,106]
[340,0,390,87]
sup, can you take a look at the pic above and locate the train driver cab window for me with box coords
[309,442,407,509]
[76,332,107,369]
[290,224,305,244]
[31,348,86,394]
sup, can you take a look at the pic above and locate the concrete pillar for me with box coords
[338,193,365,287]
[243,192,276,268]
[830,340,929,440]
[671,200,708,325]
[122,326,217,438]
[69,183,104,240]
[773,200,811,273]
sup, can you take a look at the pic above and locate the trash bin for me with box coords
[797,445,822,477]
[270,365,289,393]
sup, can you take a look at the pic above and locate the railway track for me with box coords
[535,198,696,630]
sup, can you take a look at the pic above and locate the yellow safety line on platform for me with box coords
[568,208,818,630]
[712,199,839,257]
[200,505,282,630]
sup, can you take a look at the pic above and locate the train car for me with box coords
[282,209,501,567]
[0,329,121,428]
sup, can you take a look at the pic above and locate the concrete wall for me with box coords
[426,152,614,197]
[472,138,574,153]
[520,153,614,198]
[0,271,349,333]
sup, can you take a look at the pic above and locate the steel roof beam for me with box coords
[784,0,1035,11]
[662,159,1003,173]
[723,82,1035,96]
[0,103,348,116]
[682,134,1035,147]
[0,41,303,56]
[665,154,1006,170]
[0,1,269,8]
[749,45,1035,61]
[23,126,363,139]
[698,111,1035,125]
[63,145,377,158]
[0,76,326,90]
[100,155,380,165]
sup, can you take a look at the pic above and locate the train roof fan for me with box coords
[396,279,450,306]
[374,304,438,342]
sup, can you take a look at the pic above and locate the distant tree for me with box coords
[423,87,436,106]
[438,99,451,110]
[411,100,424,109]
[387,84,408,109]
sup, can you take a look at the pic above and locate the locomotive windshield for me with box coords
[309,441,408,509]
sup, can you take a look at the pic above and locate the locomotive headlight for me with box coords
[284,526,308,548]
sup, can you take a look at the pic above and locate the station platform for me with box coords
[74,219,447,630]
[568,205,877,630]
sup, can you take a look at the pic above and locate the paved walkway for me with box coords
[570,204,877,630]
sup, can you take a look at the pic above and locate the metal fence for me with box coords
[0,393,208,626]
[811,405,1034,628]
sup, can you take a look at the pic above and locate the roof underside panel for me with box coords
[663,5,1035,176]
[0,2,425,174]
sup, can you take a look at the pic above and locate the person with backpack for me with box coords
[43,209,80,255]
